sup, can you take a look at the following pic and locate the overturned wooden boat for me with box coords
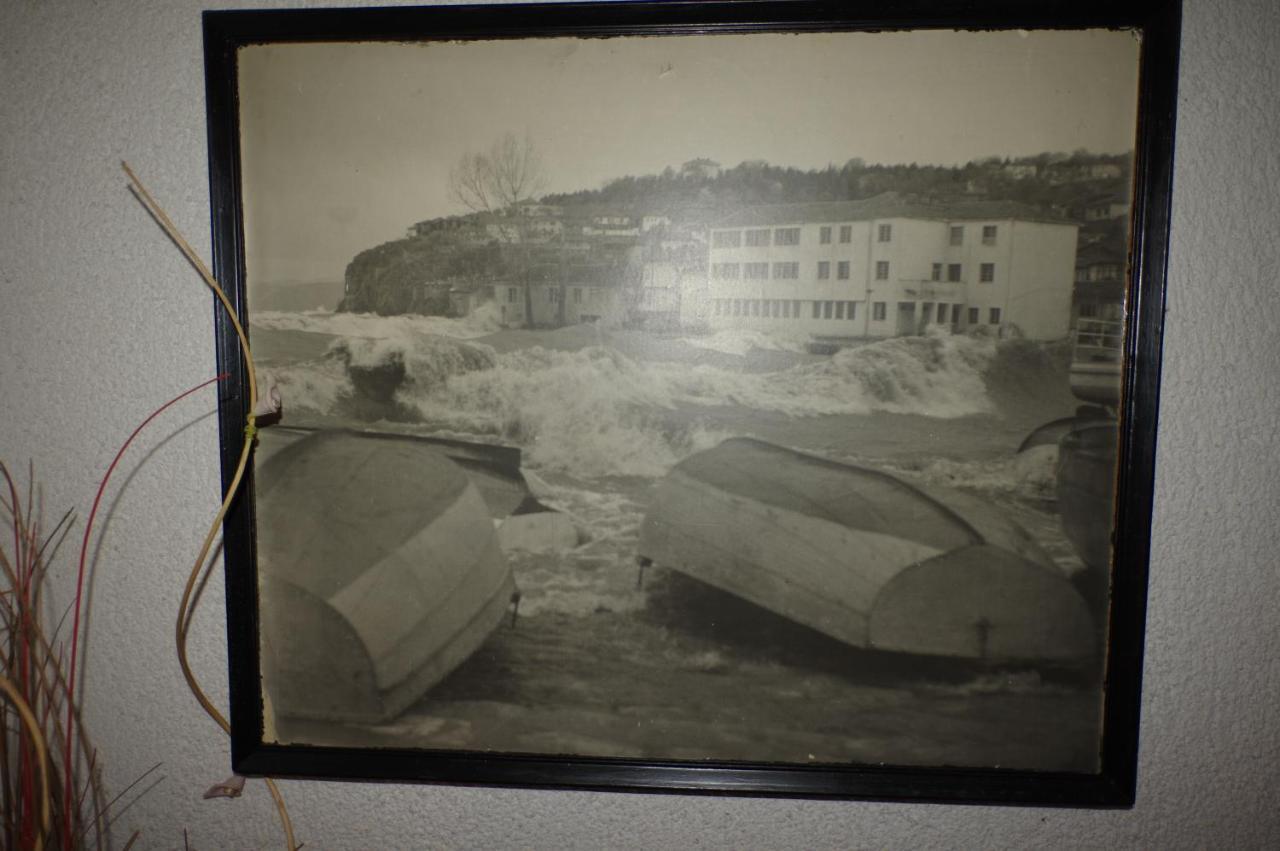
[1055,422,1119,616]
[257,426,575,555]
[638,438,1096,663]
[254,429,516,724]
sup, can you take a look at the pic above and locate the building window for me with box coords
[774,227,800,246]
[574,288,582,304]
[745,229,771,247]
[982,225,998,245]
[773,300,783,318]
[819,226,832,244]
[712,262,740,280]
[772,261,799,279]
[792,300,801,318]
[980,263,995,283]
[782,300,791,318]
[744,262,769,280]
[1079,302,1100,318]
[875,261,890,280]
[952,304,963,323]
[947,263,962,282]
[931,263,942,281]
[751,300,761,317]
[732,299,742,316]
[873,302,887,321]
[812,301,821,319]
[921,303,933,323]
[968,307,979,324]
[837,260,850,280]
[949,225,964,246]
[507,287,519,303]
[990,307,1002,324]
[839,224,852,243]
[549,288,558,302]
[878,223,892,242]
[835,301,846,320]
[823,301,834,319]
[817,261,831,280]
[846,301,858,320]
[712,230,741,248]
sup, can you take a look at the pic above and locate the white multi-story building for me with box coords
[705,194,1078,340]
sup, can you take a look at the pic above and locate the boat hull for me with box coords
[255,429,515,724]
[1055,422,1119,617]
[638,439,1095,663]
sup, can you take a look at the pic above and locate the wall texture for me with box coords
[2,0,1277,847]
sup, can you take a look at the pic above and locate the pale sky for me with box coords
[237,28,1142,283]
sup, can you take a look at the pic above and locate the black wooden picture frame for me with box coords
[204,0,1179,806]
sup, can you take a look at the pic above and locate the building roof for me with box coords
[1075,242,1127,267]
[711,192,1072,229]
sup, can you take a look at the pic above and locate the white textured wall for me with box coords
[2,0,1278,847]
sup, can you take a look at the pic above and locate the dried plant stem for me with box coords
[0,674,51,851]
[3,462,129,850]
[62,374,227,846]
[120,161,258,413]
[123,162,298,851]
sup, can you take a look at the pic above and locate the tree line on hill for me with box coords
[339,144,1132,317]
[543,151,1131,217]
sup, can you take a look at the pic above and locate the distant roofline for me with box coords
[710,192,1075,229]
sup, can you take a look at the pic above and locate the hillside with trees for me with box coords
[338,149,1132,317]
[542,151,1131,217]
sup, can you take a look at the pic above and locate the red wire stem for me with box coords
[61,372,229,846]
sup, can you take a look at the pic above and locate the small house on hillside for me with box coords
[1000,163,1039,180]
[1044,161,1125,185]
[1074,193,1132,223]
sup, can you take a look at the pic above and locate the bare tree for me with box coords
[448,133,548,326]
[449,133,546,213]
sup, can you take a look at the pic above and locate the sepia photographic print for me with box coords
[208,1,1177,804]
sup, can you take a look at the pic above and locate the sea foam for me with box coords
[251,302,503,340]
[255,311,1006,480]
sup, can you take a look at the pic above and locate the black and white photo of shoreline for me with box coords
[238,28,1139,772]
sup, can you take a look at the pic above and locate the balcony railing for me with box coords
[1072,318,1124,363]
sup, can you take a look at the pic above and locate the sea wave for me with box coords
[250,302,502,340]
[256,315,1007,480]
[661,333,997,418]
[409,346,729,478]
[885,443,1061,500]
[681,327,809,357]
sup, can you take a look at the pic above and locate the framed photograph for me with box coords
[204,0,1179,805]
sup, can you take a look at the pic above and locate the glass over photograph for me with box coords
[237,27,1140,773]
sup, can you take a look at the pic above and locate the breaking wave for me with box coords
[412,346,729,478]
[251,302,503,340]
[664,332,997,418]
[681,327,809,357]
[256,314,1014,479]
[331,335,497,396]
